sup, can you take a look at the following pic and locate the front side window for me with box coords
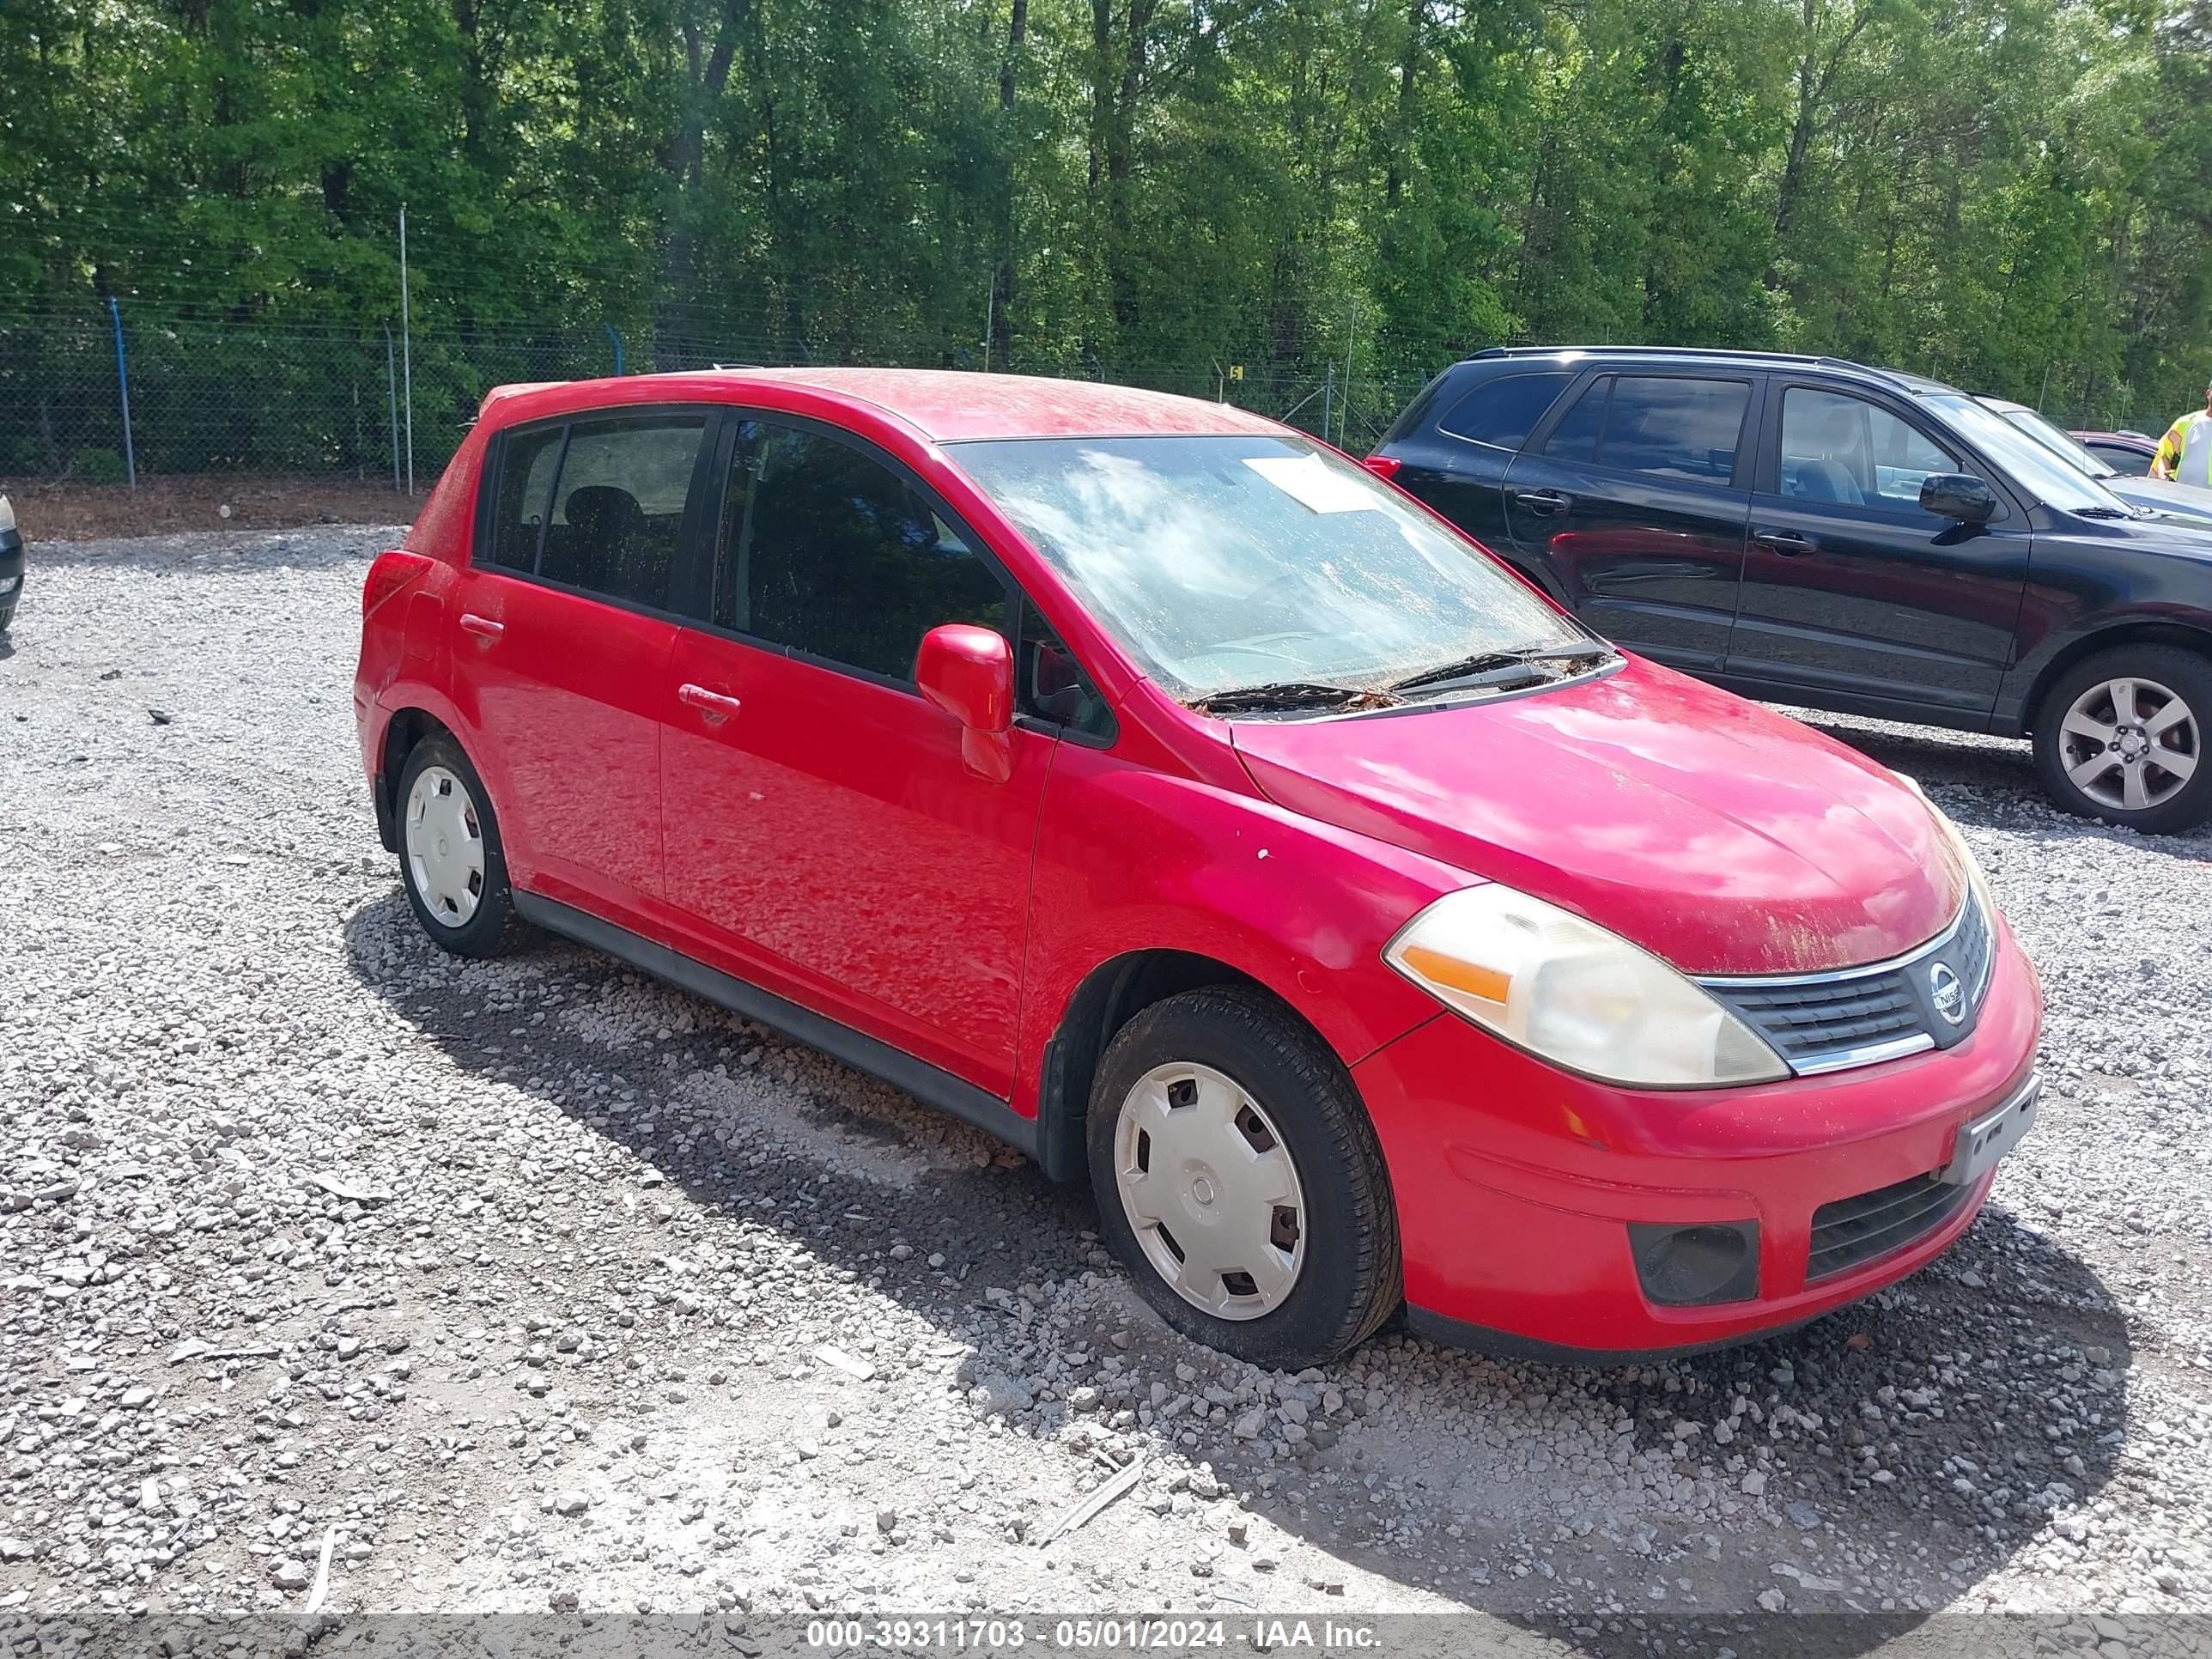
[2091,442,2153,477]
[1780,389,1958,513]
[714,421,1009,681]
[1018,599,1115,741]
[951,434,1583,702]
[537,416,706,606]
[1437,373,1572,451]
[1599,377,1750,482]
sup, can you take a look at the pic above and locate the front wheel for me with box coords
[2033,646,2212,834]
[1086,988,1401,1369]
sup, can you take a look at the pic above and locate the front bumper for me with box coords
[1352,914,2044,1359]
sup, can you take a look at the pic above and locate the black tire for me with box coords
[2032,644,2212,835]
[1086,987,1401,1369]
[393,732,527,957]
[0,602,15,634]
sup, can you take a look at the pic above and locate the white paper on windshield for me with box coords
[1242,455,1381,514]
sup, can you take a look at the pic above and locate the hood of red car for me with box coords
[1230,658,1965,976]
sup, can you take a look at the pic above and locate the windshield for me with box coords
[951,434,1585,701]
[1991,401,2115,478]
[1926,393,2136,514]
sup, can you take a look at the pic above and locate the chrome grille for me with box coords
[1702,892,1993,1077]
[1717,975,1922,1064]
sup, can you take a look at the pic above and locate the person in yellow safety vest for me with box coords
[2151,381,2212,486]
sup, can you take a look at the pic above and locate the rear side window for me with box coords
[1600,377,1750,482]
[2091,442,2152,477]
[714,421,1009,681]
[1540,377,1608,464]
[487,426,565,571]
[1437,373,1572,451]
[538,416,706,607]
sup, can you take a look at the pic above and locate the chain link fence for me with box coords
[0,301,1432,497]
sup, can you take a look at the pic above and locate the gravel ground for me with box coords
[3,528,2211,1649]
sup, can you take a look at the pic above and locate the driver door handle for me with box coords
[1514,489,1573,516]
[458,612,504,639]
[678,683,743,720]
[1752,527,1818,556]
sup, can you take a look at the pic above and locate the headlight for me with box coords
[1384,884,1790,1088]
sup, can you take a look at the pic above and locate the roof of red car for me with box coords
[697,368,1283,443]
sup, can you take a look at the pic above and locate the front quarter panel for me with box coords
[1997,518,2212,730]
[1015,738,1467,1113]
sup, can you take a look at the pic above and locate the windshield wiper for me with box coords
[2076,505,2134,519]
[1192,680,1400,714]
[1389,641,1613,696]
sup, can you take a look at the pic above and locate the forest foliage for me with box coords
[3,0,2209,436]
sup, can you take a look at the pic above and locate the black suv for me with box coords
[1372,348,2212,833]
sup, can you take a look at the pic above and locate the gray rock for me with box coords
[968,1376,1034,1417]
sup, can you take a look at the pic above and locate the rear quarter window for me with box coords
[1437,372,1573,452]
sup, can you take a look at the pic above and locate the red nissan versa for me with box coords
[352,369,2044,1368]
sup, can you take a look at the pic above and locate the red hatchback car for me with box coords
[353,369,2044,1368]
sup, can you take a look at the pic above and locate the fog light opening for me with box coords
[1626,1220,1760,1308]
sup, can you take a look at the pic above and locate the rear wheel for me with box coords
[1087,988,1401,1368]
[395,733,526,957]
[2033,646,2212,834]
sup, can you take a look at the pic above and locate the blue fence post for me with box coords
[604,322,624,376]
[107,297,137,491]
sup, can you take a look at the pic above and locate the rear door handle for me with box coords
[1752,528,1817,556]
[458,612,504,638]
[1514,489,1573,516]
[678,683,743,720]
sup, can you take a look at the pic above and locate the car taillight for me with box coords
[1361,455,1403,483]
[362,550,431,617]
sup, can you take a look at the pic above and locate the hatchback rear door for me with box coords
[1499,371,1759,674]
[448,409,715,917]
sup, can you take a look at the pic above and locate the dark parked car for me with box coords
[0,495,20,633]
[2075,430,2159,476]
[1370,348,2212,832]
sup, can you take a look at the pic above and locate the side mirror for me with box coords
[917,623,1014,782]
[1919,473,1998,525]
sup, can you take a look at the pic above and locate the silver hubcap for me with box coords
[2059,676,2199,812]
[404,765,486,927]
[1113,1062,1306,1322]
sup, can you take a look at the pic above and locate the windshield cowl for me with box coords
[1182,644,1618,720]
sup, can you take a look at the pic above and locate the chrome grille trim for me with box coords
[1698,890,1994,1078]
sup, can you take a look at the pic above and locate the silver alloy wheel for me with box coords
[404,764,487,928]
[2057,675,2201,811]
[1113,1061,1307,1321]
